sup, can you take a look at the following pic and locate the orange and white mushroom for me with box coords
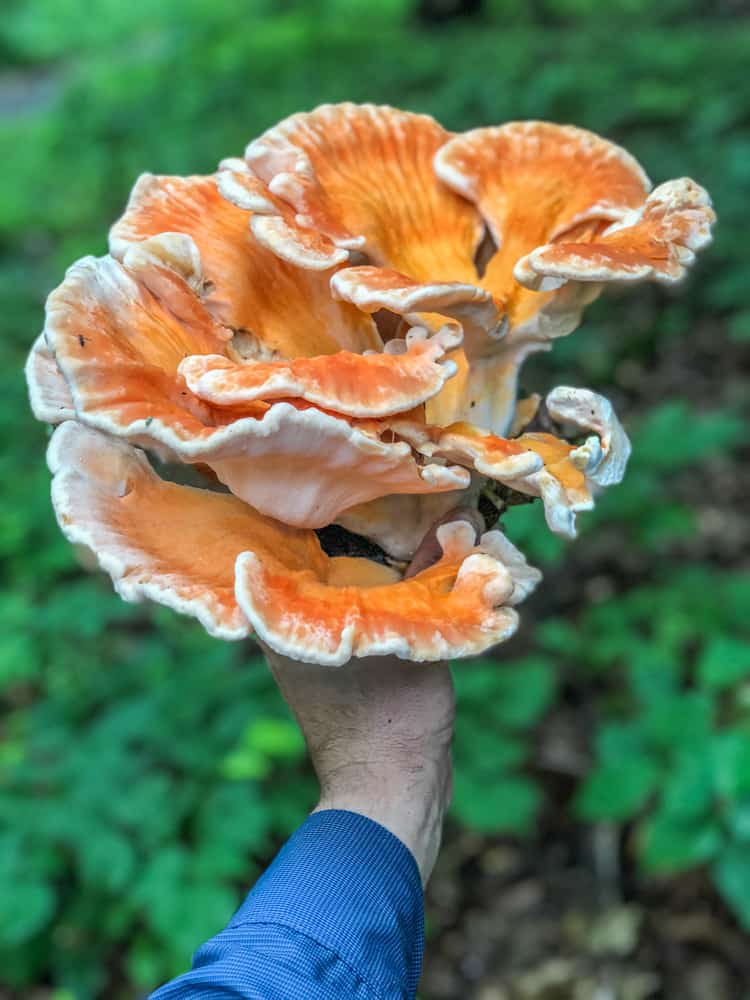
[49,421,537,663]
[26,104,714,664]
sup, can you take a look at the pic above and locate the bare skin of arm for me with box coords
[263,506,482,886]
[264,647,454,885]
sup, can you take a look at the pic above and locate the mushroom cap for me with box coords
[330,266,507,360]
[434,120,651,323]
[514,178,715,290]
[242,103,484,283]
[110,172,380,356]
[178,325,462,418]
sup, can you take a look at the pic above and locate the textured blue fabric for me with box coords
[149,809,424,999]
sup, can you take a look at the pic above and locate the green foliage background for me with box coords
[1,0,748,995]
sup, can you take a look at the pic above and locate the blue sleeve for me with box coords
[149,809,424,999]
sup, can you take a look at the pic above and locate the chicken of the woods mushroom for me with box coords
[27,104,715,665]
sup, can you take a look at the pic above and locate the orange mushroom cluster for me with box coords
[26,104,715,664]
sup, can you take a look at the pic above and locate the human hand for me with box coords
[263,507,483,885]
[264,647,454,885]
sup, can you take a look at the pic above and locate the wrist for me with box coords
[313,754,452,885]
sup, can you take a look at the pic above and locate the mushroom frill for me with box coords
[26,104,715,665]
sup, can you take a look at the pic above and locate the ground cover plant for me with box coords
[1,1,748,996]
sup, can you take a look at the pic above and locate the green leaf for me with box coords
[242,717,304,759]
[642,692,714,750]
[635,505,695,548]
[660,750,714,823]
[727,800,750,841]
[220,747,270,781]
[642,814,722,873]
[575,756,659,821]
[126,935,166,990]
[713,843,750,929]
[720,575,750,629]
[711,729,750,801]
[0,881,56,946]
[502,503,567,566]
[135,846,238,958]
[77,829,135,893]
[536,619,580,658]
[595,721,647,763]
[452,773,541,834]
[727,308,750,342]
[453,725,527,773]
[0,632,37,688]
[634,402,744,472]
[697,637,750,690]
[152,882,239,961]
[195,785,274,859]
[627,645,681,704]
[456,657,556,730]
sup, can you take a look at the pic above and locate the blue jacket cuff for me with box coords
[227,809,424,998]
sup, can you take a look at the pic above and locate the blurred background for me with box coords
[1,0,749,997]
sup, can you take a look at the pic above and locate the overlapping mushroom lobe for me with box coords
[217,104,515,426]
[514,178,716,288]
[109,172,380,356]
[178,326,462,418]
[48,421,539,662]
[239,103,484,282]
[42,248,476,527]
[435,121,650,318]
